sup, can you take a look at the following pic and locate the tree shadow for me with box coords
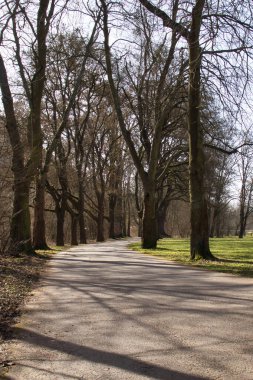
[11,327,208,380]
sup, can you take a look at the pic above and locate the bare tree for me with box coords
[138,0,253,259]
[237,142,253,238]
[100,0,189,248]
[0,0,58,252]
[0,55,33,253]
[0,1,101,252]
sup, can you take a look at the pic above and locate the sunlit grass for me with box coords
[35,245,70,258]
[129,237,253,277]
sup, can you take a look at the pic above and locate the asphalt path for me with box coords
[4,239,253,380]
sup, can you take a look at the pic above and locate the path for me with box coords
[3,239,253,380]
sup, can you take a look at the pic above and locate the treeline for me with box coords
[0,1,253,259]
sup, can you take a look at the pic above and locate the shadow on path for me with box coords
[10,327,207,380]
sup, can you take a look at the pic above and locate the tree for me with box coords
[0,0,60,252]
[0,117,14,252]
[206,153,233,238]
[0,54,33,253]
[33,15,100,249]
[0,1,55,251]
[100,0,188,248]
[138,0,253,259]
[237,142,253,238]
[0,1,100,252]
[44,30,99,245]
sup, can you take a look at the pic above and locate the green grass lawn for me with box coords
[129,237,253,277]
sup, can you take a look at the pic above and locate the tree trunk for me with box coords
[56,207,65,246]
[142,186,158,248]
[97,196,105,242]
[188,0,216,260]
[238,218,246,239]
[30,1,54,250]
[33,175,49,249]
[215,214,223,238]
[79,212,87,244]
[97,212,105,242]
[209,211,215,238]
[122,197,127,237]
[158,201,170,238]
[71,214,78,245]
[238,196,246,238]
[78,182,87,244]
[239,230,244,239]
[137,209,143,238]
[209,207,218,238]
[158,211,167,238]
[109,193,117,238]
[11,176,33,253]
[138,217,143,238]
[127,199,131,237]
[116,194,124,238]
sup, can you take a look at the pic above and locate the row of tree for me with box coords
[0,0,253,259]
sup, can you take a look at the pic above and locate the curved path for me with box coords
[4,239,253,380]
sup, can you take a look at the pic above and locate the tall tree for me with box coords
[100,0,186,248]
[138,0,253,259]
[0,0,58,252]
[237,143,253,238]
[0,55,32,253]
[0,1,100,252]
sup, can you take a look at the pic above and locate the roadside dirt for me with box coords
[0,253,48,375]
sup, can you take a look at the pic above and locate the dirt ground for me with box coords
[0,252,48,374]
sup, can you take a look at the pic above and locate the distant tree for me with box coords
[237,143,253,238]
[206,153,233,238]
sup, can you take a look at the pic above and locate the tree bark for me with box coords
[97,196,105,242]
[71,214,79,246]
[158,204,169,238]
[238,227,245,239]
[79,212,87,244]
[238,214,246,238]
[142,184,158,248]
[78,182,87,244]
[238,183,246,238]
[109,193,117,238]
[127,199,131,237]
[11,175,32,253]
[215,215,222,238]
[209,209,215,238]
[138,216,143,238]
[97,224,105,242]
[56,207,65,246]
[33,175,49,249]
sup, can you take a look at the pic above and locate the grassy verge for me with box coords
[0,246,65,371]
[129,237,253,277]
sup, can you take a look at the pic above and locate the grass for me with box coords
[129,237,253,277]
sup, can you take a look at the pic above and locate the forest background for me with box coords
[0,0,253,260]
